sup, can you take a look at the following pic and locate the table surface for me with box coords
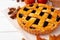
[0,0,60,40]
[0,0,25,40]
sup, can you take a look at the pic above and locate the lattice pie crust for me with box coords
[17,3,60,35]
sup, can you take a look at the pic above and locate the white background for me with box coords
[0,0,60,40]
[0,0,26,40]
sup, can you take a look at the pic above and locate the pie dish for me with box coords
[17,3,60,35]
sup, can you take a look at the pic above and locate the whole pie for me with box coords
[17,3,60,35]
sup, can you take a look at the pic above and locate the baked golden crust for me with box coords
[17,3,60,35]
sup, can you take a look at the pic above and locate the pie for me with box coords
[17,3,60,35]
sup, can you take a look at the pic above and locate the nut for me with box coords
[8,8,16,15]
[8,6,20,19]
[10,13,16,19]
[8,11,13,15]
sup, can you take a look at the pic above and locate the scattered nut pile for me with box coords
[8,6,20,19]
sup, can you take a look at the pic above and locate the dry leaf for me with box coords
[36,35,46,40]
